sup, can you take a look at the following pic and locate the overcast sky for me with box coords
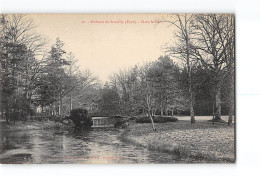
[29,14,175,83]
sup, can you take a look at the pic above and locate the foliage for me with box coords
[114,118,129,128]
[69,108,92,128]
[98,83,120,116]
[0,14,46,122]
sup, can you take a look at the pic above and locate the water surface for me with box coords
[0,121,187,164]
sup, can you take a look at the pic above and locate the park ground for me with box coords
[122,116,235,163]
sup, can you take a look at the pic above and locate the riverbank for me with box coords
[0,120,71,132]
[121,116,235,163]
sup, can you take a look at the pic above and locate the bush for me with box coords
[136,116,178,123]
[129,116,137,121]
[69,109,93,129]
[114,118,129,128]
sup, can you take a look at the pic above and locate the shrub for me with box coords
[129,116,137,121]
[136,116,178,123]
[114,118,129,128]
[69,109,93,129]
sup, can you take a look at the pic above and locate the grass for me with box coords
[122,116,235,163]
[135,116,178,123]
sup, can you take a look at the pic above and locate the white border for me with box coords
[0,0,237,13]
[1,0,260,176]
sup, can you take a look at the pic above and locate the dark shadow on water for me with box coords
[0,153,33,164]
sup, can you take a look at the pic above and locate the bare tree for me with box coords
[163,14,196,123]
[139,63,156,131]
[66,69,101,114]
[217,15,235,125]
[1,14,46,53]
[190,14,235,122]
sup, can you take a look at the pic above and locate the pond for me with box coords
[0,121,188,164]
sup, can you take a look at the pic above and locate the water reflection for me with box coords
[0,122,187,164]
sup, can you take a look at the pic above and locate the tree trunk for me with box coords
[228,68,234,125]
[186,34,195,124]
[228,23,234,125]
[151,109,155,116]
[212,103,215,124]
[69,94,72,115]
[190,92,195,123]
[58,93,62,116]
[159,100,163,116]
[189,71,195,123]
[53,104,56,116]
[228,100,233,125]
[146,94,156,131]
[215,85,222,121]
[148,110,156,131]
[228,63,234,125]
[58,101,61,116]
[5,104,9,122]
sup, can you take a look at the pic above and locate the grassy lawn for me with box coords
[122,116,235,163]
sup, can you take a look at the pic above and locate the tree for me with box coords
[139,63,157,131]
[36,38,73,116]
[163,14,196,123]
[216,15,235,125]
[0,14,46,122]
[98,82,120,116]
[67,69,101,115]
[147,56,181,116]
[109,65,140,116]
[190,14,235,121]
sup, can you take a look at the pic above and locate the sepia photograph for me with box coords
[0,13,235,164]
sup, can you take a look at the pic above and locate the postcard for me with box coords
[0,14,235,164]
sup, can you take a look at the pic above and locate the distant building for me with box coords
[36,105,42,114]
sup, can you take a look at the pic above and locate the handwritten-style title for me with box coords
[81,20,161,24]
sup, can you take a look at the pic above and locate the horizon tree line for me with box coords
[0,14,235,126]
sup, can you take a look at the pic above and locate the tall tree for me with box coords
[190,14,235,121]
[68,69,101,115]
[37,38,70,115]
[0,14,46,122]
[98,82,120,116]
[139,62,156,131]
[109,65,140,116]
[164,14,196,123]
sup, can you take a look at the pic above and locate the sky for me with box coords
[29,14,176,83]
